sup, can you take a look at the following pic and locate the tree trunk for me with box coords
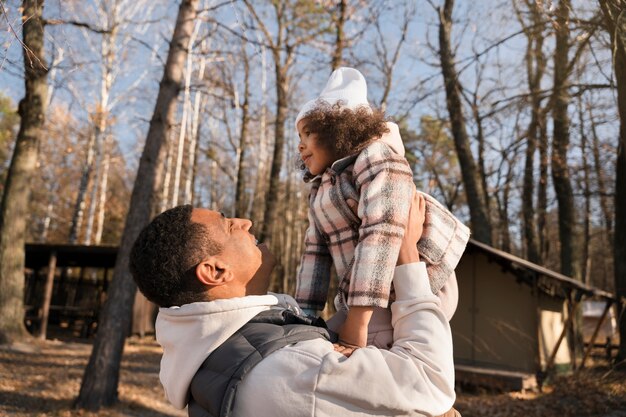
[551,0,576,278]
[260,65,289,243]
[474,109,490,220]
[40,201,53,242]
[330,0,346,70]
[235,46,251,218]
[68,132,96,244]
[437,0,492,244]
[184,48,206,206]
[590,107,613,242]
[0,0,48,345]
[579,99,591,284]
[598,0,626,364]
[189,95,206,207]
[85,18,116,245]
[172,20,200,208]
[84,138,102,245]
[500,162,513,253]
[94,140,110,245]
[75,0,199,409]
[537,110,549,260]
[251,46,269,225]
[160,131,174,213]
[520,0,546,263]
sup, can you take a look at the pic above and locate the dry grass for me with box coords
[455,364,626,417]
[0,337,184,417]
[1,336,625,417]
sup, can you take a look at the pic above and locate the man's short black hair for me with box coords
[130,205,223,307]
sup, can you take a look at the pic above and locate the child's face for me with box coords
[297,118,337,176]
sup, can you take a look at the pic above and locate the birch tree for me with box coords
[234,41,252,218]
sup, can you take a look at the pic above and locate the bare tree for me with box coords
[436,0,493,244]
[330,0,347,70]
[372,1,413,112]
[598,0,626,364]
[234,41,251,218]
[75,0,199,409]
[551,0,577,278]
[516,0,548,263]
[242,0,330,243]
[0,0,48,345]
[589,106,613,241]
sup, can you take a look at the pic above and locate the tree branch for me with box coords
[43,19,112,34]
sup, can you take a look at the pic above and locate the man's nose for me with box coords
[233,218,252,231]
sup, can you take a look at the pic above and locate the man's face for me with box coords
[190,209,275,295]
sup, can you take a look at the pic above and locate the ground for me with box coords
[0,337,184,417]
[1,337,625,417]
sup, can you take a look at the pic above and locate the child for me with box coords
[294,67,470,351]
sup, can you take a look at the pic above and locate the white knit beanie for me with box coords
[295,67,372,129]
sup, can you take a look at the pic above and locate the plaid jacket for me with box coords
[295,136,471,312]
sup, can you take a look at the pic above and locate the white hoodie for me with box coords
[156,263,456,417]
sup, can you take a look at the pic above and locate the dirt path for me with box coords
[0,337,184,417]
[1,337,625,416]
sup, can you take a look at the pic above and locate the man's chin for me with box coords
[247,243,275,295]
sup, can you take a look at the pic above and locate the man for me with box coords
[130,193,457,417]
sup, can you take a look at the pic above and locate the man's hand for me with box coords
[397,191,426,266]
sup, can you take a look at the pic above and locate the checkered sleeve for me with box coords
[347,142,414,308]
[294,207,333,311]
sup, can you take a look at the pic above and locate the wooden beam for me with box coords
[37,250,57,340]
[580,299,613,368]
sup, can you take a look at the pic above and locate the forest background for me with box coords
[0,0,625,411]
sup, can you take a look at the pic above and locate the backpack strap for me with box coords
[188,309,335,417]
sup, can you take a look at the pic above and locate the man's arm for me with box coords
[313,262,456,416]
[316,192,455,415]
[235,194,455,417]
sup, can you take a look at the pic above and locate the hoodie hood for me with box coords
[379,122,405,156]
[156,293,302,409]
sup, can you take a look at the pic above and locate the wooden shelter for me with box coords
[24,243,117,338]
[25,243,158,339]
[451,239,622,390]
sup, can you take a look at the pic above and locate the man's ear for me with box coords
[195,257,233,287]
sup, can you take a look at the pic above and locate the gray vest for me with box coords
[188,309,335,417]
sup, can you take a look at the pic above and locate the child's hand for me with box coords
[335,306,373,356]
[333,342,359,357]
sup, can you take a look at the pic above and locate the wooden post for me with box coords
[38,250,57,340]
[580,299,613,368]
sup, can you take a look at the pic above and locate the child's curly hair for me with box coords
[299,101,389,170]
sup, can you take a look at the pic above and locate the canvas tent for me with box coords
[451,239,621,390]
